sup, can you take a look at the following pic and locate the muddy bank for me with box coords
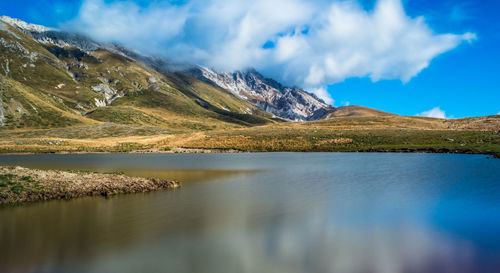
[0,166,180,206]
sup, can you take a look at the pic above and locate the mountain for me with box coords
[188,67,334,121]
[0,16,276,131]
[0,16,334,122]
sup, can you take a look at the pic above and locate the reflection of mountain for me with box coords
[0,184,477,273]
[123,169,258,183]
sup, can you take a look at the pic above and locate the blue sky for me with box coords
[332,0,500,118]
[0,0,498,118]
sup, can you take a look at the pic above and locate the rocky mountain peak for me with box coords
[0,16,53,33]
[189,67,334,121]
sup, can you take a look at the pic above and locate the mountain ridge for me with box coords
[0,15,277,131]
[0,15,334,122]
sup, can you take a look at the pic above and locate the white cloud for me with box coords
[417,107,447,119]
[68,0,475,94]
[307,86,334,105]
[70,0,189,47]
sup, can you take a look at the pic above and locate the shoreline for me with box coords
[0,166,180,206]
[0,148,498,158]
[0,147,244,155]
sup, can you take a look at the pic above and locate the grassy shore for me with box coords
[175,128,500,156]
[0,166,180,206]
[0,129,498,157]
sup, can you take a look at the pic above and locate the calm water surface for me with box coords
[0,153,499,273]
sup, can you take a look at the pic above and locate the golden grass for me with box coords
[0,115,498,155]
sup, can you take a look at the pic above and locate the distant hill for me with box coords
[326,105,395,118]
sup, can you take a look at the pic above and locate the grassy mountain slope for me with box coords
[0,19,276,133]
[0,75,95,129]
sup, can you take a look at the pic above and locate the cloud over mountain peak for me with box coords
[68,0,475,103]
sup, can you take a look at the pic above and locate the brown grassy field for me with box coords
[0,115,498,156]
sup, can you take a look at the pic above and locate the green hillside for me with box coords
[0,20,276,133]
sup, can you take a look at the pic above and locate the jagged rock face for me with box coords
[189,67,334,121]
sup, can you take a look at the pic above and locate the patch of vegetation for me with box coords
[0,173,43,198]
[0,174,16,182]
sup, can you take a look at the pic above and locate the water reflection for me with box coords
[0,153,499,273]
[123,169,258,183]
[0,190,481,273]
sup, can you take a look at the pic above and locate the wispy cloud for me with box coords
[67,0,475,102]
[417,107,448,119]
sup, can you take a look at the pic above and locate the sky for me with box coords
[0,0,499,118]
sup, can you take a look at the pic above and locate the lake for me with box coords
[0,153,499,273]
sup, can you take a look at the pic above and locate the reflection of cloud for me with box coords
[78,203,477,273]
[60,175,478,273]
[248,210,476,273]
